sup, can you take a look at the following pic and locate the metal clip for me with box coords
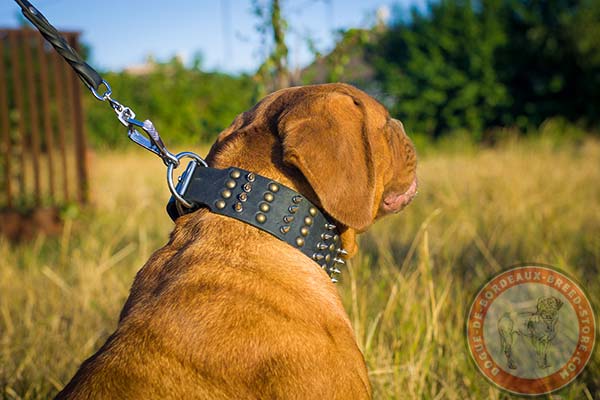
[126,118,179,167]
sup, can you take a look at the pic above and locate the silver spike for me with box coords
[292,195,303,204]
[321,233,333,240]
[325,223,336,230]
[317,242,328,250]
[288,205,299,213]
[331,278,338,283]
[337,248,348,256]
[312,253,324,261]
[333,257,346,265]
[331,268,341,274]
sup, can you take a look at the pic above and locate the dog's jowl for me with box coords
[56,83,417,400]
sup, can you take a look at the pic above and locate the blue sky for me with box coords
[1,0,424,74]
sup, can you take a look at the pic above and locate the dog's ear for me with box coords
[278,92,375,231]
[556,298,563,310]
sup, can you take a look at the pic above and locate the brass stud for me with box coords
[280,225,291,234]
[309,207,317,216]
[242,183,252,192]
[269,183,279,192]
[288,205,299,213]
[234,202,243,213]
[256,213,267,223]
[260,203,270,212]
[295,237,305,247]
[230,170,241,179]
[321,263,328,269]
[246,172,256,182]
[304,216,313,226]
[325,254,331,263]
[300,226,309,236]
[264,193,274,202]
[329,244,335,252]
[333,234,339,242]
[221,189,232,199]
[292,195,303,204]
[283,215,294,223]
[215,200,226,209]
[226,179,236,189]
[238,193,248,202]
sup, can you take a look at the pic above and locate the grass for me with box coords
[1,137,599,399]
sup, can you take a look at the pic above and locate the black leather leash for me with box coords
[14,0,347,281]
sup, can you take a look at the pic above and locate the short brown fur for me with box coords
[56,83,417,399]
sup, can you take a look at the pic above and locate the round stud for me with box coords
[329,244,335,252]
[226,179,236,189]
[221,189,232,199]
[255,213,266,223]
[260,203,270,212]
[300,226,309,236]
[234,202,243,213]
[295,237,305,247]
[243,183,252,192]
[309,207,317,216]
[264,193,274,202]
[230,170,241,179]
[246,172,256,182]
[325,254,331,263]
[304,216,313,226]
[215,200,226,209]
[333,234,339,242]
[269,183,279,192]
[238,193,248,202]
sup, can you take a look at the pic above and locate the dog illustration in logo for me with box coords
[497,296,563,369]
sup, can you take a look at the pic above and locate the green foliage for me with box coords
[367,0,600,138]
[368,0,509,138]
[84,58,257,149]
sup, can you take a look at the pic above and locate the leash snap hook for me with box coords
[127,119,179,167]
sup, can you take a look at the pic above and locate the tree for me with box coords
[368,0,509,138]
[253,0,290,97]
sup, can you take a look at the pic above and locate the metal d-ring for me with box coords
[90,79,112,101]
[167,151,207,208]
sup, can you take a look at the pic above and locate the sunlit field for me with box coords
[1,136,598,399]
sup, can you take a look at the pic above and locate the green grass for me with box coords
[1,138,599,399]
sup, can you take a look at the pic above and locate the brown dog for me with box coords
[56,83,417,399]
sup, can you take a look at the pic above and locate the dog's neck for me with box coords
[167,165,346,280]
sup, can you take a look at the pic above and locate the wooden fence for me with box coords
[0,28,88,210]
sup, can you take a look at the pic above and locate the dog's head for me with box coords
[537,296,563,319]
[206,83,417,256]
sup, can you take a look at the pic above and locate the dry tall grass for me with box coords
[1,138,598,399]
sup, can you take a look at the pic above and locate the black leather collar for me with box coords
[166,162,346,280]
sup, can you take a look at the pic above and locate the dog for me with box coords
[498,296,563,370]
[56,83,418,399]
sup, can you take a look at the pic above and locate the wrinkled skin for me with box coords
[56,83,417,400]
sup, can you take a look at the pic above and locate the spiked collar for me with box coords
[166,162,346,281]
